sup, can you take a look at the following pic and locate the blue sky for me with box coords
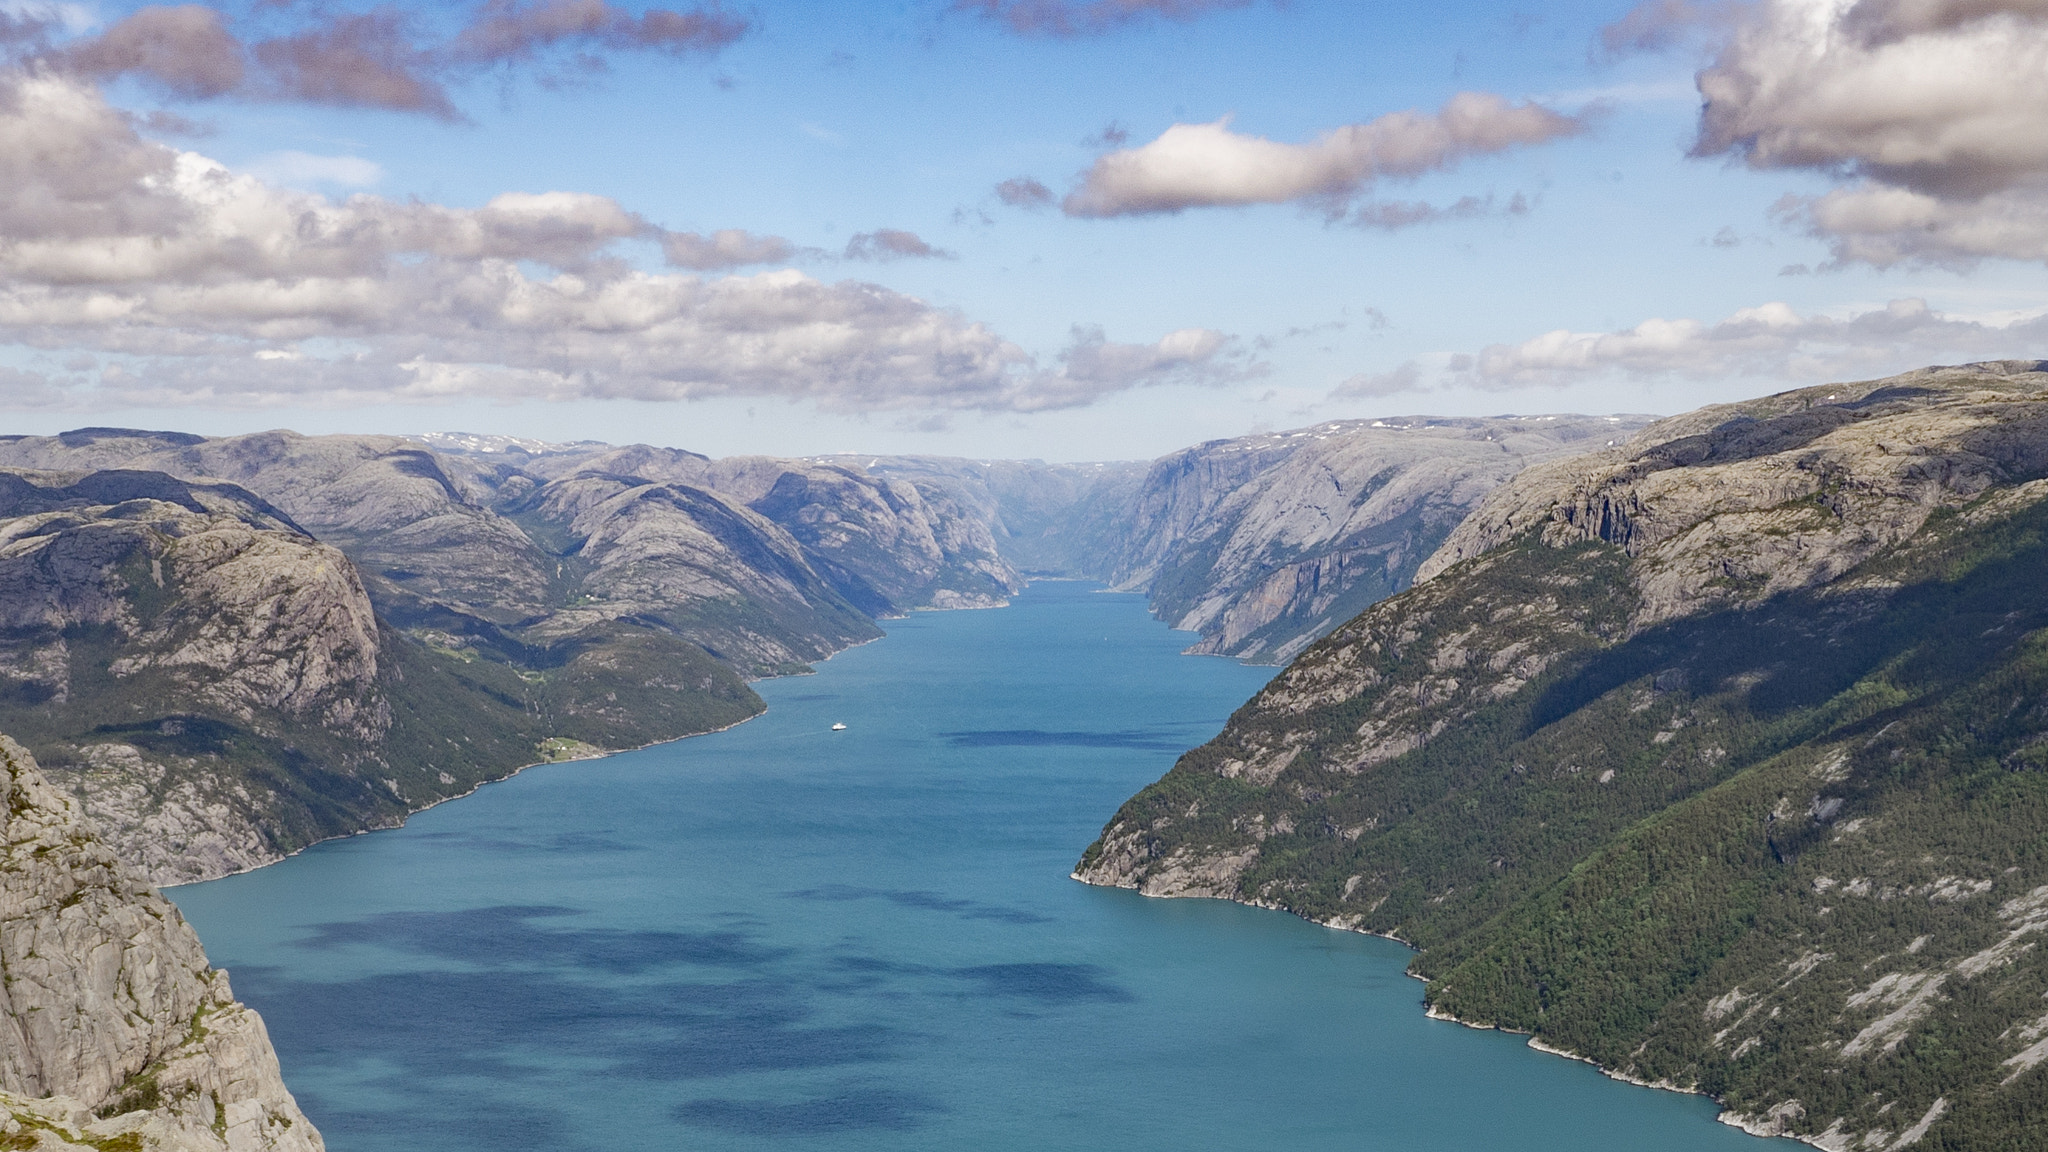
[5,0,2047,459]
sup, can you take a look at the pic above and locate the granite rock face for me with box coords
[0,469,390,885]
[1100,415,1651,662]
[431,441,1027,618]
[0,733,320,1152]
[0,431,880,675]
[1418,361,2048,628]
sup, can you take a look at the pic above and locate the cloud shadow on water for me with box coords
[939,728,1191,751]
[676,1086,946,1135]
[295,905,786,973]
[819,954,1134,1005]
[786,883,1051,925]
[954,962,1134,1004]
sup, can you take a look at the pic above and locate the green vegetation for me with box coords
[0,611,762,873]
[1083,487,2048,1149]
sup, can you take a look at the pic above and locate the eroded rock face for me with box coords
[1418,362,2048,628]
[0,469,395,886]
[524,474,876,671]
[0,734,321,1152]
[1102,415,1651,663]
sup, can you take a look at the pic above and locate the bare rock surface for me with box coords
[0,734,320,1152]
[1104,415,1650,662]
[1419,361,2048,628]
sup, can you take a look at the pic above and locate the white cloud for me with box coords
[1451,297,2048,389]
[0,73,1235,414]
[1060,92,1586,218]
[1689,0,2048,264]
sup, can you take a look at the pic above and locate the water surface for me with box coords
[173,583,1786,1151]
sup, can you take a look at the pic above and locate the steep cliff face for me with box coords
[1418,362,2048,628]
[425,439,1026,617]
[851,456,1148,579]
[0,469,394,884]
[516,473,876,671]
[1077,363,2048,1150]
[0,733,321,1152]
[1102,416,1650,662]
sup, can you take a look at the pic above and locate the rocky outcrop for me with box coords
[434,441,1027,618]
[0,469,394,884]
[0,733,320,1152]
[1102,416,1650,662]
[518,473,875,671]
[1417,361,2048,627]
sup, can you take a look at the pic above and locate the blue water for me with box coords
[171,583,1786,1151]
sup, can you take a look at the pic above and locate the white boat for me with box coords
[831,722,847,731]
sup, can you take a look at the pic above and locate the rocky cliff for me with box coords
[0,465,762,886]
[1077,362,2048,1149]
[1098,416,1650,662]
[0,733,320,1152]
[419,436,1025,619]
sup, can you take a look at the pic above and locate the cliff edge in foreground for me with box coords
[0,733,320,1152]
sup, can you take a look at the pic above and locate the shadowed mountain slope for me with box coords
[1077,362,2048,1149]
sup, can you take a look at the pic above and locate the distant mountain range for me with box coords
[0,413,1629,884]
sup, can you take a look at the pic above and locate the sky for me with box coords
[3,0,2048,461]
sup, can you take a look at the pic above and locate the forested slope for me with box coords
[1077,362,2048,1149]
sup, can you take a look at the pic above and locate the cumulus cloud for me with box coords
[1061,93,1586,218]
[41,0,748,118]
[660,228,796,270]
[842,229,954,261]
[1450,297,2048,389]
[1686,0,2048,264]
[1598,0,1729,56]
[249,10,456,117]
[1006,324,1243,410]
[953,0,1253,37]
[0,74,1223,414]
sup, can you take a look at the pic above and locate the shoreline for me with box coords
[165,586,1021,891]
[164,706,770,891]
[1072,875,1818,1148]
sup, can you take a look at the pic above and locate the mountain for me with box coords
[0,464,761,885]
[1092,416,1651,663]
[0,430,887,676]
[1077,362,2048,1149]
[839,455,1149,578]
[417,436,1027,618]
[0,733,321,1152]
